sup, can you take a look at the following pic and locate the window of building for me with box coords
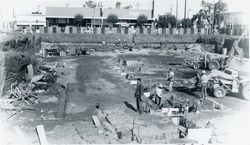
[69,19,74,26]
[58,18,66,24]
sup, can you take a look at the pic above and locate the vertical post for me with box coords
[93,7,95,27]
[152,0,155,18]
[212,0,215,33]
[170,4,173,15]
[184,0,187,19]
[176,0,178,28]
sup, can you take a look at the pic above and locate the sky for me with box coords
[0,0,248,20]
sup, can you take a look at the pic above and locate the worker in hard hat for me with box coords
[200,70,209,100]
[155,82,164,108]
[167,68,175,92]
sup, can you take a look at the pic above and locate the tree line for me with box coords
[74,0,227,30]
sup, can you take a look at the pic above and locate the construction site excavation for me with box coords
[0,32,249,145]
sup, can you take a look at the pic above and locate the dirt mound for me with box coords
[0,33,41,96]
[0,51,31,96]
[0,33,41,53]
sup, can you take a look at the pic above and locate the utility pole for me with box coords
[170,4,173,15]
[38,5,40,13]
[187,8,191,18]
[184,0,187,19]
[137,2,140,10]
[176,0,178,28]
[151,0,155,18]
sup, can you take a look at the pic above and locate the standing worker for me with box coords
[155,83,164,108]
[167,68,175,92]
[134,78,144,114]
[200,70,209,100]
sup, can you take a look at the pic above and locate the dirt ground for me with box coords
[1,43,250,144]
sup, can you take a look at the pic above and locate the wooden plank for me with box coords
[36,125,49,145]
[14,126,28,145]
[92,115,101,127]
[96,107,119,139]
[27,64,34,80]
[144,97,158,110]
[178,125,187,135]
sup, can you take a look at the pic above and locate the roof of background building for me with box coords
[46,7,101,18]
[102,8,152,20]
[15,14,46,26]
[46,7,152,19]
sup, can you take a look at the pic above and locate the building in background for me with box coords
[0,9,14,32]
[220,11,248,35]
[45,7,153,28]
[102,8,153,27]
[15,13,46,33]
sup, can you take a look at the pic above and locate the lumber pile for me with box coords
[0,59,57,112]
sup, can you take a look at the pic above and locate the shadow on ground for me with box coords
[124,101,137,112]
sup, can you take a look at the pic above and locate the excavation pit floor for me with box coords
[1,46,250,144]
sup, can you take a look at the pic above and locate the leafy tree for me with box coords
[74,13,84,26]
[137,14,148,27]
[116,2,121,9]
[193,0,227,30]
[156,13,177,28]
[181,18,193,28]
[215,1,227,12]
[214,1,227,26]
[191,10,204,28]
[124,5,132,9]
[107,14,119,27]
[85,0,97,8]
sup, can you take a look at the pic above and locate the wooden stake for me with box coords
[36,125,49,145]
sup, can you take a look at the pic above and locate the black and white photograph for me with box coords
[0,0,249,144]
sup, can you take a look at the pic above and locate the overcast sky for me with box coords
[0,0,248,20]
